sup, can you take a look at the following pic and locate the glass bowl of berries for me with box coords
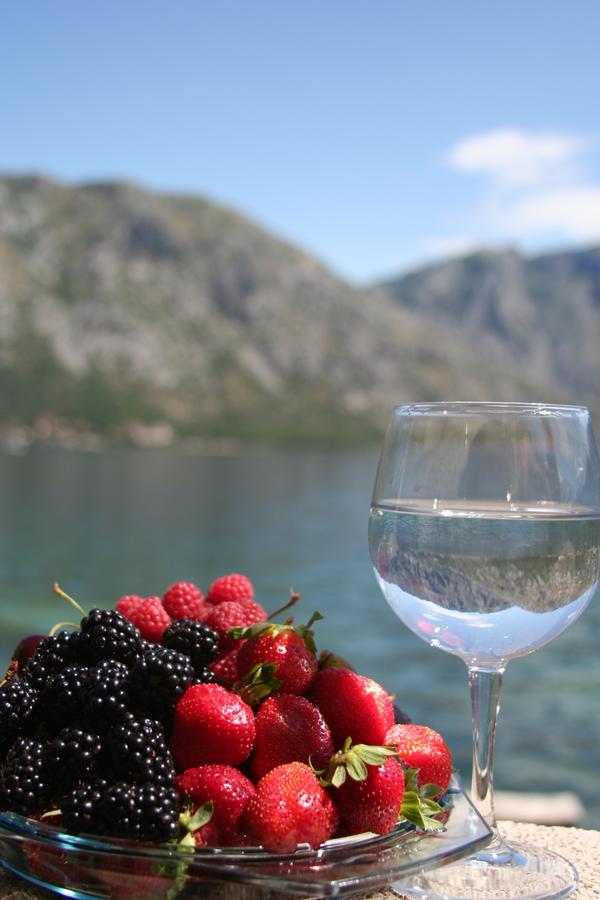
[0,578,491,897]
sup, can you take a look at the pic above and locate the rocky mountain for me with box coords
[0,175,564,445]
[380,246,600,424]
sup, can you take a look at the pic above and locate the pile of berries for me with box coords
[0,574,452,856]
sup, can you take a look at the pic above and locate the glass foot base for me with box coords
[394,840,578,899]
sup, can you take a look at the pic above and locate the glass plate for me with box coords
[0,783,492,898]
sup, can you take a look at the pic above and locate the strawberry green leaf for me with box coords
[162,847,195,900]
[346,752,369,782]
[419,797,444,816]
[248,661,280,685]
[331,765,347,788]
[420,814,446,831]
[177,832,195,849]
[251,682,276,702]
[403,767,420,793]
[353,744,397,766]
[233,661,281,706]
[400,791,426,829]
[419,783,444,800]
[179,801,214,833]
[294,611,323,653]
[400,791,444,832]
[229,626,248,640]
[229,621,275,641]
[325,739,398,788]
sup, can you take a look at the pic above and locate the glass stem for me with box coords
[468,665,504,830]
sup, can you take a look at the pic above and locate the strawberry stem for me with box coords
[1,661,18,687]
[305,610,323,630]
[53,583,86,617]
[40,809,62,820]
[267,590,301,621]
[49,621,78,636]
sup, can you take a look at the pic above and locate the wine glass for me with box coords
[368,402,600,899]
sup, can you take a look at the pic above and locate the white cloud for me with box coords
[447,128,586,188]
[509,187,600,240]
[420,128,600,259]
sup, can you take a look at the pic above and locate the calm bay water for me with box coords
[1,447,599,824]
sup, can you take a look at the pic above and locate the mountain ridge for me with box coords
[379,244,600,422]
[0,174,586,445]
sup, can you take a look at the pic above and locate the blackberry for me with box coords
[39,666,90,730]
[102,715,175,787]
[196,666,217,684]
[79,608,142,666]
[129,646,195,725]
[24,631,82,692]
[162,619,219,673]
[0,678,39,762]
[95,781,179,841]
[0,738,49,815]
[393,702,412,725]
[83,659,130,728]
[46,725,102,798]
[61,779,108,835]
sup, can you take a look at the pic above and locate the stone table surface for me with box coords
[1,820,599,898]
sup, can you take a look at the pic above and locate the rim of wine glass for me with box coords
[393,401,589,417]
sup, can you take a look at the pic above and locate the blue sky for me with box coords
[2,0,600,281]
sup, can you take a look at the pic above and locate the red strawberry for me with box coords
[386,724,452,797]
[235,612,321,697]
[330,750,405,835]
[176,764,255,846]
[210,643,245,687]
[193,817,221,846]
[244,762,339,853]
[250,695,334,780]
[204,600,266,653]
[237,633,317,696]
[170,683,255,770]
[128,596,171,642]
[115,594,144,619]
[162,581,207,621]
[206,573,254,605]
[308,668,394,746]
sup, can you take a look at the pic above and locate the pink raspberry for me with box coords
[210,643,245,687]
[206,573,254,606]
[128,596,171,642]
[162,581,206,621]
[115,594,144,620]
[204,601,266,653]
[236,597,267,619]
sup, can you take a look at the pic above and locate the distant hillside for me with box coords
[380,246,600,425]
[0,176,557,445]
